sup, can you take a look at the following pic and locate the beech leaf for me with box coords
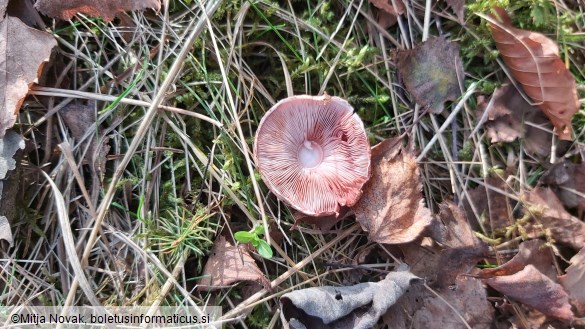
[198,236,269,291]
[0,16,56,137]
[559,247,585,315]
[487,7,579,140]
[484,265,573,321]
[353,138,432,244]
[34,0,161,21]
[280,270,418,329]
[396,36,464,114]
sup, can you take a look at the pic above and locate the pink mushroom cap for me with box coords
[254,95,371,217]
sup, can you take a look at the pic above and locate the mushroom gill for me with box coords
[254,95,371,217]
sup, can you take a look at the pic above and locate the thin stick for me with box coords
[417,83,477,161]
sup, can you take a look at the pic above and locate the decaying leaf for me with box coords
[280,270,419,329]
[540,160,585,212]
[524,187,585,251]
[477,84,552,156]
[353,138,432,244]
[0,16,56,137]
[410,276,494,329]
[484,264,573,321]
[369,0,405,29]
[446,0,465,22]
[487,7,579,140]
[198,236,268,291]
[0,216,13,248]
[34,0,161,21]
[559,247,585,315]
[434,202,489,288]
[396,36,464,113]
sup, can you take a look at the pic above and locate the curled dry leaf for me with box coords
[477,84,552,156]
[559,247,585,315]
[280,270,418,329]
[479,239,556,281]
[34,0,161,21]
[484,264,573,321]
[446,0,465,22]
[369,0,405,29]
[487,7,579,140]
[353,137,432,244]
[396,35,464,114]
[524,187,585,251]
[0,16,56,137]
[198,236,268,291]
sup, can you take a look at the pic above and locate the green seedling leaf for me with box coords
[256,239,273,259]
[254,225,265,236]
[234,231,256,243]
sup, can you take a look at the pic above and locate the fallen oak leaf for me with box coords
[559,247,585,315]
[198,236,269,291]
[353,137,432,244]
[487,7,579,140]
[34,0,161,22]
[483,264,574,321]
[280,269,419,329]
[0,16,56,137]
[396,35,464,114]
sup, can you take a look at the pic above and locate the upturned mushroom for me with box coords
[254,95,371,217]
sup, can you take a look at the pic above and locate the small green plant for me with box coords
[234,226,273,259]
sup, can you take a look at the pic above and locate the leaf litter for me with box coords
[34,0,161,21]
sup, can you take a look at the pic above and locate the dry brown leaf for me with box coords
[353,137,432,244]
[280,269,419,329]
[434,202,489,288]
[462,174,514,236]
[396,35,464,114]
[369,0,405,29]
[479,239,556,280]
[0,15,56,137]
[524,187,585,251]
[484,264,574,321]
[446,0,465,22]
[34,0,161,21]
[540,160,585,212]
[559,247,585,315]
[477,84,552,156]
[198,236,268,291]
[487,7,579,140]
[411,276,494,329]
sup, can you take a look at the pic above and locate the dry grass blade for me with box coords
[483,7,579,140]
[40,171,101,307]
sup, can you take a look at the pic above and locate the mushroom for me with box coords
[254,95,371,216]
